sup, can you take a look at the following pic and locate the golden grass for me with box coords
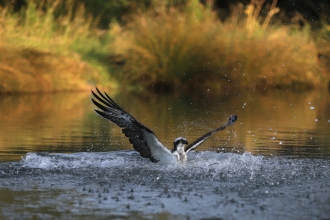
[216,25,320,88]
[0,0,327,92]
[113,1,220,89]
[0,0,102,54]
[0,0,117,93]
[110,0,324,90]
[0,43,113,93]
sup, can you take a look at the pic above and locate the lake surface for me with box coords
[0,88,329,219]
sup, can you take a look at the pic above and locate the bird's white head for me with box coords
[172,137,188,153]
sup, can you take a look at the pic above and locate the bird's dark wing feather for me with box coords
[91,87,174,163]
[185,115,238,154]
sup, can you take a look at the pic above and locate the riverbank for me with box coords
[0,0,329,93]
[0,43,116,93]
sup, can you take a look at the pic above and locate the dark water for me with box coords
[0,89,329,219]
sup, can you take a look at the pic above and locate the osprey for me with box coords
[91,87,237,164]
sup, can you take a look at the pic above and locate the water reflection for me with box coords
[0,89,329,162]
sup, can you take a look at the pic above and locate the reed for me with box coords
[0,42,112,93]
[0,0,104,54]
[217,18,320,88]
[0,0,326,92]
[112,0,323,90]
[114,0,220,89]
[0,0,116,93]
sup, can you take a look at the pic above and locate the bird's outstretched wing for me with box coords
[185,115,237,154]
[91,87,175,163]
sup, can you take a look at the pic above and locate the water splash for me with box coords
[1,151,329,220]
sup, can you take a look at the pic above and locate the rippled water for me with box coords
[1,151,329,219]
[0,89,330,219]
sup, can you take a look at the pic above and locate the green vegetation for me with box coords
[0,0,329,93]
[115,0,322,90]
[0,43,110,93]
[0,0,115,93]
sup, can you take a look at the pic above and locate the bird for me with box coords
[91,87,237,164]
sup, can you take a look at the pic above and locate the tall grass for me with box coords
[0,0,326,92]
[113,1,220,89]
[0,0,116,93]
[217,4,320,88]
[111,0,322,90]
[0,42,111,93]
[0,0,105,55]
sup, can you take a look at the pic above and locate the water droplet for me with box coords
[279,141,283,144]
[315,119,318,122]
[272,137,275,140]
[310,106,314,110]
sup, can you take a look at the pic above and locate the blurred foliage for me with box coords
[0,0,116,93]
[1,0,330,28]
[110,0,322,91]
[0,0,192,28]
[0,42,113,93]
[0,0,329,92]
[314,24,330,76]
